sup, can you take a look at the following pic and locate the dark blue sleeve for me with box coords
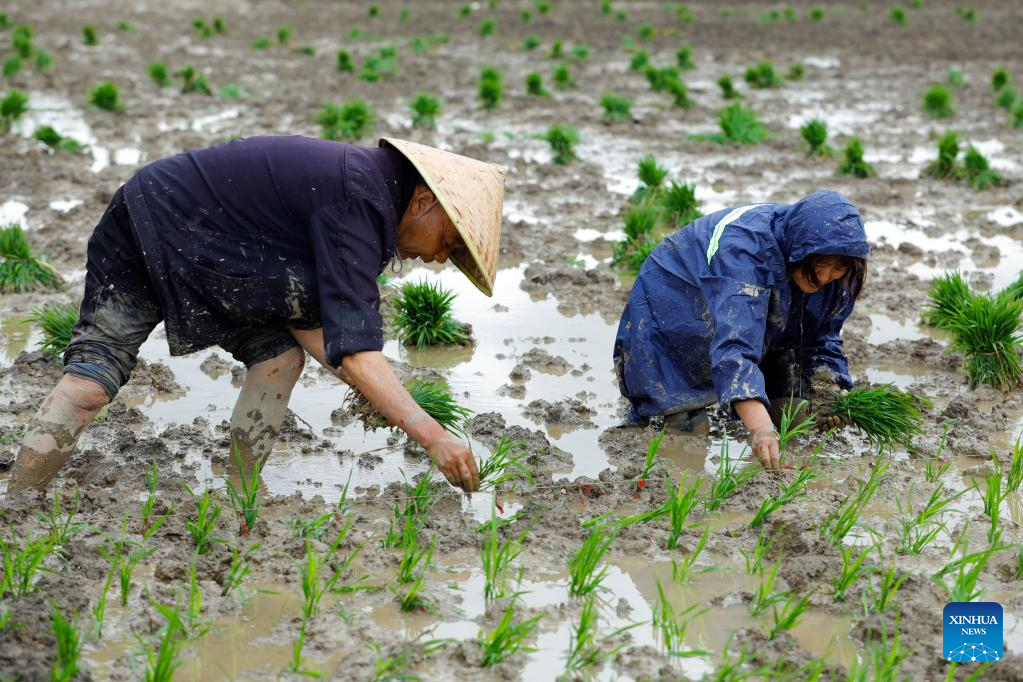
[698,230,774,417]
[802,288,855,389]
[308,199,387,368]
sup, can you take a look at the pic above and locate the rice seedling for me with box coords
[748,560,785,617]
[82,24,98,46]
[946,69,965,87]
[676,44,695,70]
[832,543,874,601]
[359,47,399,82]
[143,602,185,682]
[478,66,502,109]
[862,559,907,615]
[92,547,117,637]
[991,68,1010,92]
[34,488,82,549]
[217,84,240,99]
[810,6,826,19]
[749,466,816,528]
[521,34,540,50]
[894,485,959,555]
[962,146,1001,190]
[947,293,1022,388]
[459,3,472,17]
[221,542,260,598]
[525,71,548,97]
[924,271,970,329]
[335,49,353,73]
[480,501,527,601]
[397,531,435,586]
[600,92,632,122]
[34,125,82,153]
[477,437,532,489]
[542,123,578,165]
[704,441,756,512]
[119,545,154,607]
[636,425,665,486]
[395,573,429,612]
[767,591,812,639]
[392,279,470,348]
[183,483,221,553]
[1,88,28,131]
[629,50,650,72]
[741,532,773,576]
[889,6,907,24]
[653,580,708,656]
[88,81,121,111]
[744,60,780,88]
[299,540,328,619]
[535,0,551,15]
[552,64,576,90]
[140,459,172,541]
[478,18,495,38]
[50,605,81,682]
[3,57,21,79]
[568,529,615,597]
[1006,435,1023,492]
[716,75,740,99]
[671,526,709,582]
[226,446,262,534]
[611,202,659,272]
[0,531,52,597]
[823,385,928,450]
[934,529,1006,603]
[406,92,441,130]
[636,155,668,197]
[185,558,206,637]
[715,102,766,144]
[26,304,77,357]
[478,597,542,667]
[192,18,212,38]
[547,40,563,59]
[251,36,271,49]
[820,461,888,544]
[836,137,873,178]
[275,25,291,45]
[922,84,954,117]
[1012,99,1023,128]
[147,61,171,88]
[926,130,961,179]
[955,5,976,22]
[995,86,1017,110]
[777,397,816,451]
[661,180,702,228]
[801,118,835,158]
[563,595,638,676]
[316,100,374,141]
[176,65,211,95]
[569,43,590,60]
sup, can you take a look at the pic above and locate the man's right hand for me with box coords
[426,432,480,492]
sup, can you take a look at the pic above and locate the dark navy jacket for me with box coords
[613,190,870,422]
[123,136,418,368]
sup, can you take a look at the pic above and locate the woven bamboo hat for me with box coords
[380,138,507,296]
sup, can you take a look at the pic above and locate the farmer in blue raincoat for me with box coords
[613,190,869,471]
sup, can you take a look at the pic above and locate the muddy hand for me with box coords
[426,432,480,492]
[750,429,781,471]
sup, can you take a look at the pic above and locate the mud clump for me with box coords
[519,347,572,375]
[199,352,239,380]
[520,262,627,318]
[523,397,596,425]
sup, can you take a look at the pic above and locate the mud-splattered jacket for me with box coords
[123,136,417,368]
[613,190,870,422]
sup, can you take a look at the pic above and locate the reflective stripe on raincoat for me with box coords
[613,189,870,423]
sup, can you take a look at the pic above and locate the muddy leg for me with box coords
[8,375,111,494]
[228,347,305,478]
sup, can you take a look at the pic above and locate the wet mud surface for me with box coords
[2,0,1023,680]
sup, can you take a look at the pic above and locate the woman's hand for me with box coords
[426,432,480,492]
[750,428,781,471]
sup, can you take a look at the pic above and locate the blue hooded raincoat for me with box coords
[613,190,870,424]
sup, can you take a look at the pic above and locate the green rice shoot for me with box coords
[316,100,374,141]
[923,271,971,329]
[542,123,578,164]
[600,92,632,121]
[477,437,532,489]
[947,293,1023,389]
[962,146,1001,191]
[836,137,873,178]
[568,529,615,597]
[800,118,834,158]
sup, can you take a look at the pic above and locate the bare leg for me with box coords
[8,375,111,494]
[228,347,305,478]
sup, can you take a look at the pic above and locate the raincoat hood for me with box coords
[778,190,870,264]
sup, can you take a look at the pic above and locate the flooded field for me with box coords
[1,0,1022,680]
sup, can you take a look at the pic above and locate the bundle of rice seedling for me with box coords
[947,294,1023,389]
[26,303,78,357]
[0,224,63,293]
[923,271,971,329]
[391,279,470,348]
[343,379,472,436]
[823,385,931,450]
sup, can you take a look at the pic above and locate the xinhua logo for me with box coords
[943,602,1003,663]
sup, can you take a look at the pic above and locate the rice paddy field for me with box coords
[1,0,1023,680]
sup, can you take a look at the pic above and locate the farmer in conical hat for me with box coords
[9,136,506,494]
[614,190,869,471]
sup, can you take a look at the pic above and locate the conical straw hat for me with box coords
[380,138,507,296]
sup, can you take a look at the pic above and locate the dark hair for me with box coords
[791,253,867,300]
